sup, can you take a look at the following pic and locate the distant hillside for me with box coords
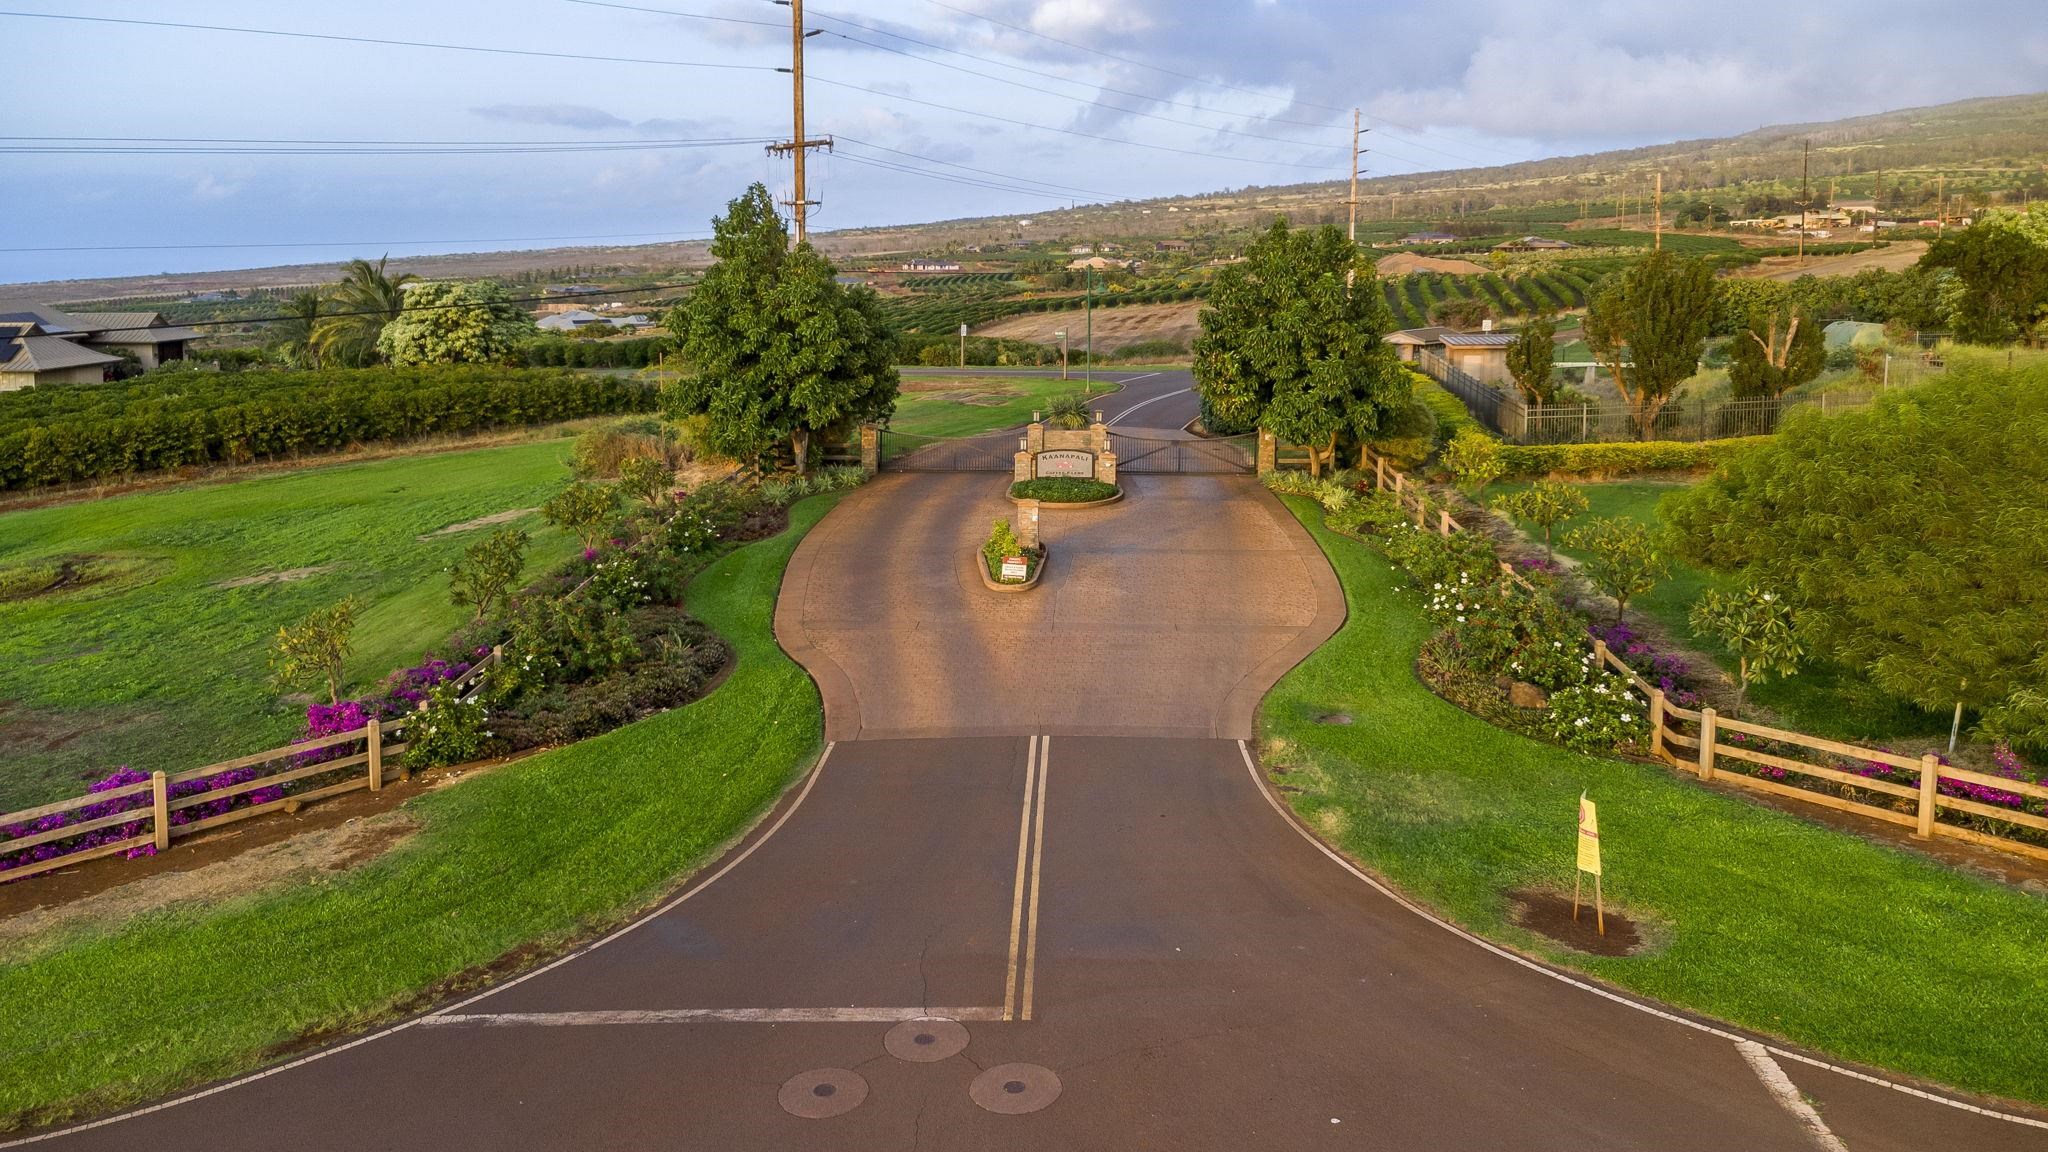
[13,91,2046,303]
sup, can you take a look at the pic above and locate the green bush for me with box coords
[403,683,491,769]
[1010,477,1118,503]
[1498,436,1770,479]
[1410,371,1482,447]
[0,365,655,491]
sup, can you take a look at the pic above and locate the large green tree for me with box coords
[666,184,897,472]
[1726,300,1825,398]
[377,280,536,367]
[1920,204,2048,345]
[1664,358,2048,748]
[1504,313,1556,404]
[312,256,415,367]
[1191,217,1408,475]
[1584,251,1716,438]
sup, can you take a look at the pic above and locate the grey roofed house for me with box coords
[0,299,202,374]
[1397,231,1458,244]
[537,309,652,332]
[1383,326,1454,361]
[1493,235,1573,251]
[0,319,124,391]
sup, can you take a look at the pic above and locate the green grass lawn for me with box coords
[0,441,588,813]
[887,375,1122,441]
[0,491,844,1128]
[1490,479,1948,745]
[1265,495,2048,1105]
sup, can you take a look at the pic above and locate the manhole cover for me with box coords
[778,1068,868,1118]
[969,1062,1061,1115]
[885,1016,969,1062]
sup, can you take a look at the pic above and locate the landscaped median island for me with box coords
[979,515,1044,591]
[1008,476,1120,506]
[1260,492,2048,1106]
[0,490,850,1129]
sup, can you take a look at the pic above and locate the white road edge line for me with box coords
[1234,740,2048,1132]
[1020,735,1050,1021]
[1105,383,1187,427]
[0,743,842,1149]
[1738,1040,1852,1152]
[422,1007,1006,1026]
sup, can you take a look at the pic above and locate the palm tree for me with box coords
[311,256,415,366]
[273,289,325,368]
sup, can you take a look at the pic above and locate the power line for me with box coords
[2,138,779,156]
[835,136,1118,200]
[565,0,782,28]
[0,9,778,72]
[1,231,716,255]
[832,152,1079,201]
[807,74,1339,172]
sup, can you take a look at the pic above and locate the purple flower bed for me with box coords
[1852,743,2044,814]
[2,653,484,880]
[1588,620,1703,709]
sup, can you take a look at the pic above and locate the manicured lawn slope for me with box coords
[0,492,844,1127]
[1493,479,1947,744]
[1263,495,2048,1105]
[0,441,586,811]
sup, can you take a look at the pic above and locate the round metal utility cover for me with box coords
[885,1017,970,1063]
[969,1062,1062,1115]
[778,1068,868,1119]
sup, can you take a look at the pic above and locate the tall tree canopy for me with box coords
[313,256,414,367]
[1663,358,2048,745]
[1584,251,1716,438]
[1725,297,1825,398]
[1191,217,1408,474]
[1504,312,1557,404]
[377,280,536,367]
[665,184,897,472]
[1920,204,2048,345]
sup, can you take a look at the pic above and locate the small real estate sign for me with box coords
[1036,449,1094,478]
[1000,556,1030,581]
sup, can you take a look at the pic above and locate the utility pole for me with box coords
[1346,108,1365,289]
[1798,139,1810,264]
[1084,271,1096,393]
[768,0,832,245]
[1653,172,1663,250]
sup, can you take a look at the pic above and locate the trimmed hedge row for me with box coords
[0,366,656,491]
[515,336,672,368]
[1498,436,1771,479]
[1410,370,1483,446]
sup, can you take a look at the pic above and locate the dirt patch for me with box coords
[975,299,1202,353]
[213,564,338,590]
[0,555,159,603]
[421,508,536,539]
[732,503,790,542]
[1508,888,1644,956]
[900,377,1024,395]
[0,812,419,958]
[0,699,157,769]
[1727,240,1928,282]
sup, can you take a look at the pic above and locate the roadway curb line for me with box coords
[1738,1040,1851,1151]
[1234,740,2048,1132]
[0,743,841,1149]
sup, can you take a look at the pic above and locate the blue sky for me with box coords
[4,0,2046,285]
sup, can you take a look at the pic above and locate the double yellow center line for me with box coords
[1003,734,1050,1021]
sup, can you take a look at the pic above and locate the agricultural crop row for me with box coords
[1377,270,1602,329]
[884,283,1209,334]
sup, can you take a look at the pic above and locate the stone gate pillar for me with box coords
[1015,500,1041,550]
[1096,450,1117,486]
[1256,429,1277,475]
[1089,421,1110,457]
[1014,450,1034,484]
[859,423,880,476]
[1025,421,1046,454]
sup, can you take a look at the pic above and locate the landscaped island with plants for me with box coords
[1009,476,1119,504]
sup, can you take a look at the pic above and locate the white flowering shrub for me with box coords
[1544,669,1648,752]
[404,682,491,768]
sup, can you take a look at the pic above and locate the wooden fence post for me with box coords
[1697,708,1717,781]
[1593,638,1611,670]
[367,717,383,793]
[1649,690,1666,762]
[1915,753,1938,838]
[1374,456,1386,490]
[151,771,170,851]
[1438,509,1453,537]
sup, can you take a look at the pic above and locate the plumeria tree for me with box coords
[1566,517,1670,624]
[1688,585,1803,718]
[1493,479,1589,559]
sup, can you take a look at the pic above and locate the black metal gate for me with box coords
[1110,432,1256,474]
[879,429,1019,472]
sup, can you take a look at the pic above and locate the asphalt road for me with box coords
[18,396,2047,1150]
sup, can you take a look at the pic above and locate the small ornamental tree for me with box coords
[376,280,536,367]
[1688,585,1803,718]
[1493,479,1589,558]
[1192,216,1409,474]
[1727,303,1825,399]
[542,480,623,548]
[449,527,529,622]
[271,597,359,705]
[618,455,674,505]
[1565,517,1670,624]
[1504,313,1557,404]
[1584,251,1717,438]
[1442,428,1503,497]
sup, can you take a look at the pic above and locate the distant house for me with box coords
[1066,244,1096,256]
[0,301,199,388]
[1383,326,1454,363]
[1154,239,1192,252]
[536,309,650,332]
[1375,252,1489,278]
[1383,326,1516,384]
[1492,236,1573,252]
[899,259,962,272]
[1834,199,1878,217]
[1067,255,1135,272]
[1397,231,1458,245]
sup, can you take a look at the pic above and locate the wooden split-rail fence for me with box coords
[1353,446,2048,863]
[0,649,501,882]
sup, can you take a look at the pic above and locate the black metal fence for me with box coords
[1111,432,1256,474]
[878,429,1018,472]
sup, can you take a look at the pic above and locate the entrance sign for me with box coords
[1035,450,1094,478]
[1000,556,1029,581]
[1572,793,1605,936]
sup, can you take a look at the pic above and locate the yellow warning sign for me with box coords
[1576,793,1601,877]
